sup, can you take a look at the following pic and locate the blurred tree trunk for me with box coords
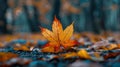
[53,0,60,19]
[91,0,104,33]
[0,0,8,34]
[104,0,120,32]
[24,5,40,32]
[101,0,106,31]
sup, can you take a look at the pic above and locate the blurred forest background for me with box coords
[0,0,120,34]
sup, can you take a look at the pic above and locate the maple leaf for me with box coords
[41,16,77,53]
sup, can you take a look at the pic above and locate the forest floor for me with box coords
[0,32,120,67]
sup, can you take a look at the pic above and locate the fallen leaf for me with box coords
[77,49,91,59]
[0,52,18,62]
[41,16,76,52]
[107,44,117,50]
[104,52,120,60]
[14,44,30,51]
[117,44,120,49]
[94,52,101,58]
[90,40,110,49]
[61,52,77,58]
[0,42,4,48]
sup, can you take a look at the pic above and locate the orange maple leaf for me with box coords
[41,16,77,53]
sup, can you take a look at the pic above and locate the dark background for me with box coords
[0,0,120,34]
